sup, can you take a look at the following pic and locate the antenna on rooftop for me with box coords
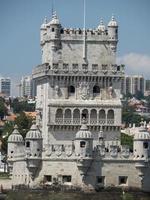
[83,0,86,60]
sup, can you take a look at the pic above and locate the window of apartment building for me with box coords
[119,176,128,185]
[62,175,72,183]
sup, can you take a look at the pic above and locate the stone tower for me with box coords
[33,13,124,151]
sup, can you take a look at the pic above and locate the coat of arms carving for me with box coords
[79,82,90,100]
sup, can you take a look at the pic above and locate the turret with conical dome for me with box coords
[7,125,24,160]
[25,122,43,178]
[107,15,118,53]
[25,122,42,158]
[97,18,106,33]
[108,15,118,39]
[134,122,150,160]
[7,125,24,174]
[75,120,93,158]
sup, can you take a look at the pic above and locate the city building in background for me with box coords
[19,75,36,97]
[121,75,145,96]
[0,77,11,97]
[144,80,150,96]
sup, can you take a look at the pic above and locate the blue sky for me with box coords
[0,0,150,95]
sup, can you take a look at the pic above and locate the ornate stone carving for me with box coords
[65,145,73,157]
[79,82,90,100]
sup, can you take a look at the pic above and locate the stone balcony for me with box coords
[52,118,114,126]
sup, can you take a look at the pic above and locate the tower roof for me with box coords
[108,15,118,27]
[97,18,106,31]
[76,120,93,139]
[134,122,150,140]
[26,122,42,139]
[41,16,47,29]
[49,12,60,25]
[8,125,24,143]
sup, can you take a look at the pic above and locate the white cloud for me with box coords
[117,53,150,78]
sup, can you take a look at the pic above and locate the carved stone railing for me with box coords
[99,119,106,125]
[55,118,63,124]
[107,119,114,125]
[54,118,114,125]
[90,119,97,124]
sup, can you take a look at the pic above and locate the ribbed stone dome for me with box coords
[98,19,105,31]
[26,123,42,139]
[8,125,24,143]
[108,15,118,27]
[50,13,60,25]
[76,123,92,139]
[134,126,150,140]
[41,17,47,29]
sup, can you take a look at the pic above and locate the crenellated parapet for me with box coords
[32,63,124,79]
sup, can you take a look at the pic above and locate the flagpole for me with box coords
[83,0,86,60]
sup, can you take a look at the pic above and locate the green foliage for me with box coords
[0,97,7,120]
[15,112,33,138]
[121,133,133,151]
[122,101,142,126]
[134,90,144,100]
[11,98,35,114]
[0,121,14,153]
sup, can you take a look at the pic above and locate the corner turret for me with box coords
[97,18,106,33]
[134,122,150,161]
[7,125,24,173]
[107,15,118,53]
[40,17,47,43]
[75,121,93,157]
[25,122,43,177]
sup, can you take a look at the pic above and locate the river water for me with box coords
[1,191,150,200]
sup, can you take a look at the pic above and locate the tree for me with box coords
[134,90,144,100]
[15,112,33,138]
[121,133,133,151]
[11,98,35,113]
[0,98,7,120]
[0,121,14,153]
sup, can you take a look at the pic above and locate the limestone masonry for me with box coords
[7,12,150,191]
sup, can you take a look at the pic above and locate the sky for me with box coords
[0,0,150,95]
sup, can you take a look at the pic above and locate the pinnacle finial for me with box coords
[14,124,18,130]
[44,16,47,24]
[100,18,104,25]
[111,14,115,21]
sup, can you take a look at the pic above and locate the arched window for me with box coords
[99,109,106,124]
[52,28,55,32]
[60,28,64,34]
[107,110,114,119]
[73,109,80,124]
[68,86,75,94]
[80,141,86,148]
[64,109,72,124]
[55,109,63,124]
[107,109,114,124]
[90,109,97,124]
[26,141,30,148]
[93,85,100,95]
[82,109,89,122]
[143,142,148,149]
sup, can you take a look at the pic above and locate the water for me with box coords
[1,191,150,200]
